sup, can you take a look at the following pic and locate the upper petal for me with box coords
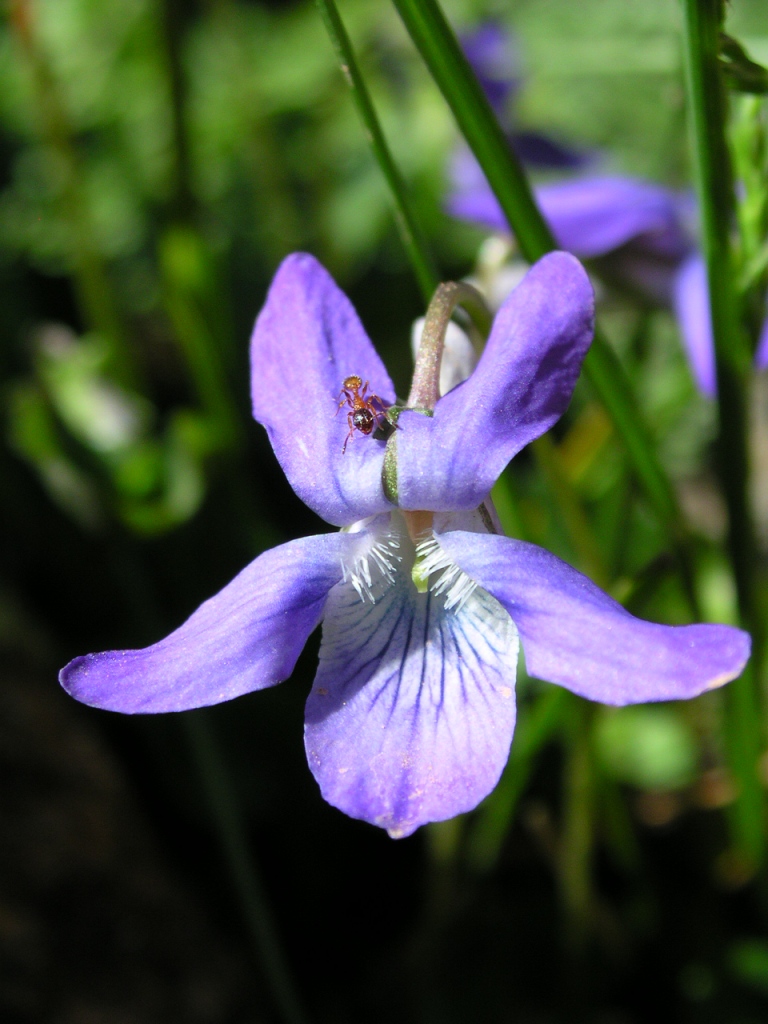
[60,532,354,713]
[672,253,717,397]
[304,554,519,837]
[395,252,594,510]
[437,531,751,704]
[251,253,396,526]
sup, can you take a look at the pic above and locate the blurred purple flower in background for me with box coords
[60,252,750,838]
[457,22,588,173]
[450,23,768,397]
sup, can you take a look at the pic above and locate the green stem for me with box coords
[10,0,134,385]
[391,0,550,261]
[159,227,241,450]
[391,0,687,543]
[680,0,757,629]
[559,697,595,949]
[159,0,195,220]
[315,0,438,303]
[680,0,764,864]
[466,686,568,873]
[183,713,311,1024]
[408,280,489,408]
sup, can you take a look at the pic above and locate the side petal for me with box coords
[672,254,717,397]
[60,533,354,713]
[446,146,509,233]
[251,253,396,526]
[395,252,594,511]
[437,531,751,704]
[305,572,520,838]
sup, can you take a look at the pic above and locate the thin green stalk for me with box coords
[10,0,134,385]
[390,0,687,544]
[183,713,311,1024]
[680,0,757,630]
[155,2,241,446]
[159,0,195,220]
[159,227,241,450]
[532,435,610,589]
[316,0,438,303]
[103,534,305,1023]
[680,0,764,863]
[559,697,595,949]
[466,686,568,873]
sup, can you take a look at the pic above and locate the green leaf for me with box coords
[729,940,768,994]
[720,33,768,93]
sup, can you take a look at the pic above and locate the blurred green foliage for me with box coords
[2,1,768,1021]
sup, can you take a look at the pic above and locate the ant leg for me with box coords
[370,394,400,432]
[335,388,351,416]
[341,412,355,454]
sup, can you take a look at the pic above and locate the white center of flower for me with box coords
[340,511,480,613]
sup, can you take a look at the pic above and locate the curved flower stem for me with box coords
[408,280,489,408]
[412,282,610,583]
[390,0,689,550]
[681,0,764,864]
[183,713,311,1024]
[315,0,439,304]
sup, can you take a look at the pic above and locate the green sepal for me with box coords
[382,432,398,505]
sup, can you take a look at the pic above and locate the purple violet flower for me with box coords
[448,164,723,394]
[59,252,750,838]
[460,22,587,173]
[450,25,768,397]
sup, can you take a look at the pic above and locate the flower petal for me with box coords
[251,253,396,526]
[512,131,588,171]
[461,22,520,116]
[672,254,717,397]
[305,570,520,838]
[395,252,594,511]
[60,532,354,713]
[448,171,689,261]
[447,146,508,231]
[437,531,751,703]
[536,177,691,260]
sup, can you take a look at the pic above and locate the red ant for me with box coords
[335,375,395,454]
